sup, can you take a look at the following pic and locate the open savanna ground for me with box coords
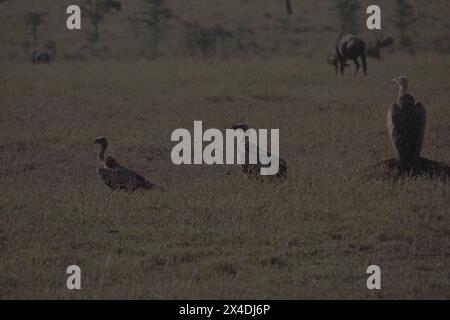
[0,54,450,299]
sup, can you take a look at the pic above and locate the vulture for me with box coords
[94,136,154,191]
[387,76,427,170]
[230,123,288,179]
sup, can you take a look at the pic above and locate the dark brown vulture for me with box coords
[387,76,427,170]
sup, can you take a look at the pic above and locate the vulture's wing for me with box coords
[387,103,400,136]
[409,102,427,160]
[415,102,427,148]
[240,138,287,177]
[98,167,153,191]
[98,167,127,190]
[388,99,427,167]
[116,164,153,188]
[387,103,403,160]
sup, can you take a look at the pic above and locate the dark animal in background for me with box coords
[94,136,154,191]
[379,37,395,51]
[366,46,382,60]
[387,76,426,170]
[335,33,367,75]
[230,123,288,179]
[102,0,122,12]
[31,51,51,64]
[366,36,395,60]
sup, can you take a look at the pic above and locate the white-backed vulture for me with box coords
[94,136,153,191]
[230,123,287,179]
[387,76,426,170]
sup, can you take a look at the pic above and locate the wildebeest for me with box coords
[366,35,395,60]
[378,37,395,51]
[31,51,51,64]
[102,0,122,12]
[335,33,367,76]
[366,46,382,60]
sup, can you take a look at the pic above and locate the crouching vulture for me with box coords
[230,123,288,179]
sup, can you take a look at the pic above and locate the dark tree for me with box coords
[236,21,254,51]
[394,0,418,55]
[45,40,57,57]
[25,12,46,45]
[135,0,174,59]
[335,0,360,34]
[183,22,233,59]
[285,0,293,15]
[83,0,105,43]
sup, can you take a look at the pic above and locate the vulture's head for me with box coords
[393,76,408,88]
[231,123,250,132]
[94,136,108,148]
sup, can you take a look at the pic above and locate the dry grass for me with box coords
[0,54,449,299]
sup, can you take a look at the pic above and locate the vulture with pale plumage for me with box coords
[230,123,287,179]
[387,76,427,170]
[94,136,154,191]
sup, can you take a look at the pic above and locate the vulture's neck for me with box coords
[398,83,408,101]
[98,143,107,163]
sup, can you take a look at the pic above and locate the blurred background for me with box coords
[1,0,449,62]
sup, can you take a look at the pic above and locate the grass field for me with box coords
[0,54,449,299]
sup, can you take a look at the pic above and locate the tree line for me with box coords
[17,0,448,61]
